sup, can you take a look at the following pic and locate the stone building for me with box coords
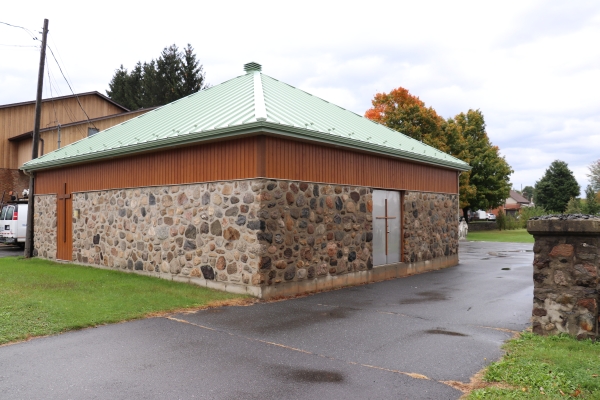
[22,63,470,298]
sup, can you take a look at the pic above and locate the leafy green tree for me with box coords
[522,185,534,201]
[534,160,580,212]
[107,44,207,110]
[587,160,600,192]
[582,186,599,215]
[365,89,513,221]
[446,110,513,219]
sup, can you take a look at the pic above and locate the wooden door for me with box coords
[56,183,72,261]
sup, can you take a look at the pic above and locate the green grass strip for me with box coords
[469,332,600,399]
[0,257,247,345]
[467,228,534,243]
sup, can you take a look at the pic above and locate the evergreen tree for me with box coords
[534,160,580,212]
[106,44,208,110]
[181,44,207,95]
[107,65,135,109]
[565,197,582,214]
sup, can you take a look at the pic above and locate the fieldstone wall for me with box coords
[467,222,497,232]
[254,180,373,286]
[403,192,459,263]
[71,181,264,287]
[33,194,57,259]
[32,178,461,298]
[528,216,600,339]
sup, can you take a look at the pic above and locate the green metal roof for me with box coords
[22,64,470,172]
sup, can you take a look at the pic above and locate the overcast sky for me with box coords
[2,0,599,193]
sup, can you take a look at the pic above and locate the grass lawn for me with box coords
[467,228,534,243]
[0,257,248,345]
[468,332,600,399]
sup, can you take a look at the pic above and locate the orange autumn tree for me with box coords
[364,87,448,151]
[365,88,512,220]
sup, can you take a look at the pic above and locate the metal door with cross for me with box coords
[372,190,401,266]
[56,182,72,261]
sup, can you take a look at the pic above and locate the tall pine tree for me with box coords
[107,44,208,110]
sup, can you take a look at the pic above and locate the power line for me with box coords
[0,21,38,40]
[45,54,60,125]
[48,36,75,93]
[46,43,98,130]
[46,65,89,139]
[0,43,39,48]
[2,20,98,134]
[50,68,92,139]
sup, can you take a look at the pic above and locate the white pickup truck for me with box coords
[0,201,28,247]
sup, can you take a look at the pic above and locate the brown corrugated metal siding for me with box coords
[35,135,458,195]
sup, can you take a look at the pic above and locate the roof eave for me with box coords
[21,121,471,172]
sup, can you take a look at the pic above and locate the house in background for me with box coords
[489,190,532,218]
[0,92,153,199]
[504,190,532,216]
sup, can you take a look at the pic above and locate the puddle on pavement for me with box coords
[480,257,490,260]
[488,252,509,257]
[501,267,511,270]
[424,329,468,337]
[318,308,348,319]
[400,291,448,304]
[281,368,344,383]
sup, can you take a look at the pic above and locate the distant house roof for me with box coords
[0,91,129,112]
[509,190,531,204]
[22,64,471,172]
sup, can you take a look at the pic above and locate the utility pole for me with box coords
[24,18,49,258]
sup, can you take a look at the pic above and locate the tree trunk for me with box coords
[462,207,470,223]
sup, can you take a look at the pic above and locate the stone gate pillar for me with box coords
[528,216,600,339]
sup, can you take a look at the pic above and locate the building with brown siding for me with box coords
[0,92,151,199]
[22,63,470,299]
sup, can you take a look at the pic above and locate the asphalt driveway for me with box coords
[0,241,533,399]
[0,244,23,258]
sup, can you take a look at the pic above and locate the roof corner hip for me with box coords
[253,71,267,122]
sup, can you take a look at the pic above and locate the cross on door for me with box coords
[376,198,396,255]
[372,190,401,266]
[57,183,71,243]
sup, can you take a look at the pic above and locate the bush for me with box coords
[505,215,520,230]
[565,197,582,214]
[518,206,553,229]
[496,209,506,230]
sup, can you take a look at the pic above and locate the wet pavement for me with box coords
[0,241,533,399]
[0,244,23,258]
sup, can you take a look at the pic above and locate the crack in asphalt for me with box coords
[165,315,434,382]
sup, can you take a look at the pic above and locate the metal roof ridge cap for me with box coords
[253,72,267,122]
